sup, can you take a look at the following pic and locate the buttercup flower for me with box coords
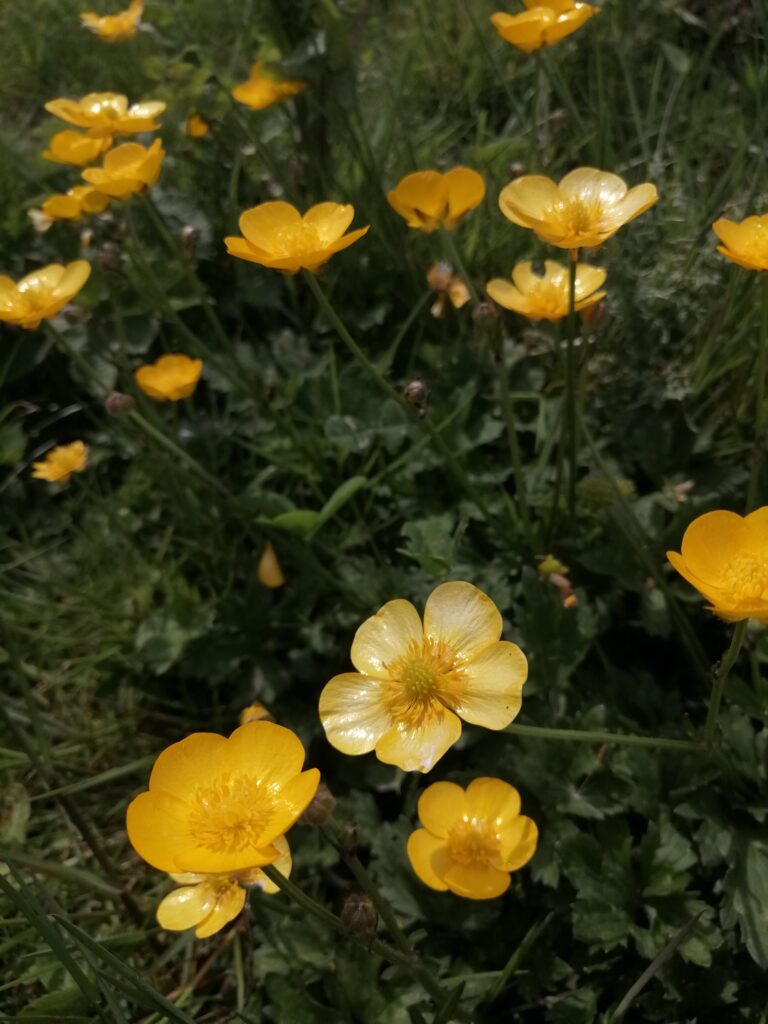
[239,702,273,725]
[667,507,768,624]
[42,186,110,223]
[134,354,203,401]
[31,441,89,484]
[42,130,112,167]
[185,114,210,139]
[156,837,291,939]
[407,777,538,899]
[319,581,528,773]
[225,202,369,274]
[491,1,598,53]
[427,262,471,318]
[499,168,657,250]
[0,261,91,329]
[258,542,285,589]
[487,259,606,321]
[82,140,164,198]
[231,61,306,111]
[45,93,165,139]
[387,168,485,232]
[713,214,768,272]
[126,721,320,874]
[81,0,144,41]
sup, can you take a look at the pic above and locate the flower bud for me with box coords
[404,379,428,415]
[300,782,336,826]
[340,893,378,939]
[97,242,122,272]
[509,161,526,177]
[337,822,359,855]
[472,300,498,327]
[239,701,274,725]
[104,391,135,416]
[258,542,285,589]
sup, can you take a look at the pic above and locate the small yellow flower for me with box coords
[41,186,110,223]
[44,93,165,139]
[258,542,286,589]
[42,130,112,167]
[231,61,306,111]
[712,214,768,272]
[81,0,144,41]
[487,259,606,322]
[82,139,164,199]
[667,507,768,624]
[134,354,203,401]
[239,702,273,725]
[126,721,320,875]
[156,837,291,939]
[407,777,538,899]
[491,0,598,53]
[387,168,485,232]
[185,114,210,138]
[31,441,89,484]
[0,261,91,330]
[225,201,369,275]
[499,168,658,250]
[426,262,471,318]
[319,581,528,773]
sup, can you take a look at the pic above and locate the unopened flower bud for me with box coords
[180,225,200,256]
[98,242,122,272]
[337,822,358,855]
[258,542,285,589]
[300,782,336,826]
[104,391,135,416]
[472,300,497,327]
[340,893,378,939]
[239,701,274,725]
[550,107,568,125]
[404,379,428,415]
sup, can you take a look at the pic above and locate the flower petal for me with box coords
[417,781,467,837]
[679,510,746,584]
[499,175,562,227]
[239,202,301,251]
[423,581,502,663]
[443,861,510,899]
[391,171,448,220]
[608,183,658,229]
[351,598,424,677]
[196,882,246,938]
[558,167,628,205]
[303,202,354,244]
[149,733,228,798]
[496,815,539,872]
[464,777,521,827]
[485,278,527,314]
[222,721,308,790]
[126,790,197,873]
[257,768,320,847]
[157,882,214,932]
[374,705,461,773]
[449,641,527,728]
[406,829,451,891]
[319,672,393,754]
[444,167,485,221]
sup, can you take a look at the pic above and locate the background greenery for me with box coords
[1,0,767,1020]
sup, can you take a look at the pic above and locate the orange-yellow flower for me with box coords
[407,777,538,899]
[319,581,528,773]
[499,168,658,250]
[0,261,91,330]
[81,0,144,41]
[387,168,485,232]
[258,542,285,588]
[185,114,210,138]
[126,721,320,874]
[31,441,89,484]
[225,201,369,275]
[667,507,768,624]
[491,1,597,53]
[156,837,291,939]
[44,93,165,139]
[82,139,164,199]
[239,702,273,725]
[712,214,768,272]
[487,259,606,321]
[427,262,471,317]
[42,130,112,167]
[134,354,203,401]
[231,61,306,111]
[41,186,110,223]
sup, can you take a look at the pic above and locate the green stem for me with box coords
[530,53,542,169]
[703,620,748,748]
[564,250,579,521]
[440,227,479,305]
[493,331,534,549]
[127,410,232,498]
[746,274,768,512]
[506,722,703,752]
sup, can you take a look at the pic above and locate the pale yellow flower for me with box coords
[81,0,144,42]
[42,186,110,222]
[42,130,112,167]
[487,259,606,321]
[45,93,165,139]
[0,261,91,329]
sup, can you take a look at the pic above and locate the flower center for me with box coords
[384,639,463,724]
[528,279,568,318]
[187,773,274,854]
[559,197,606,237]
[273,222,322,256]
[723,554,768,602]
[446,817,499,868]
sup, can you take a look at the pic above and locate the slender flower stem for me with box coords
[703,620,748,748]
[127,410,232,498]
[493,331,534,549]
[530,53,543,169]
[506,722,703,752]
[564,250,579,521]
[440,228,479,305]
[746,274,768,512]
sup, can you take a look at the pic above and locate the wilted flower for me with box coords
[31,441,89,484]
[427,262,471,317]
[82,139,164,198]
[499,168,657,250]
[225,201,369,274]
[713,214,768,272]
[667,507,768,623]
[0,261,91,329]
[42,130,112,167]
[487,259,606,321]
[388,168,485,232]
[407,777,538,899]
[231,61,306,111]
[185,114,210,139]
[491,1,598,53]
[258,542,285,588]
[81,0,144,41]
[45,93,165,139]
[42,186,110,223]
[134,354,202,401]
[319,581,528,773]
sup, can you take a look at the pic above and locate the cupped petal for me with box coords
[510,260,539,292]
[244,835,292,894]
[224,236,270,263]
[449,641,527,728]
[157,882,214,931]
[712,217,752,253]
[406,829,451,891]
[222,721,308,789]
[323,226,370,255]
[257,768,320,846]
[423,581,502,663]
[56,260,91,297]
[126,790,196,873]
[443,861,510,899]
[374,705,461,773]
[715,247,765,272]
[499,175,562,227]
[491,10,552,52]
[574,263,607,300]
[149,733,228,797]
[542,259,569,288]
[679,510,746,584]
[558,167,628,205]
[608,183,658,229]
[319,672,392,754]
[196,882,246,938]
[496,815,539,872]
[465,777,521,828]
[391,171,448,221]
[174,841,278,876]
[444,167,485,221]
[351,598,424,677]
[745,506,768,554]
[485,278,528,314]
[239,202,301,252]
[542,5,596,45]
[417,781,467,837]
[303,202,354,244]
[666,550,729,606]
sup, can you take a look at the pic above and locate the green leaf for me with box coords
[722,838,768,968]
[399,514,457,576]
[0,782,30,843]
[269,509,321,534]
[310,475,368,536]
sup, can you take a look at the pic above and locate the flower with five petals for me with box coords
[491,1,598,53]
[42,186,110,223]
[31,441,89,484]
[81,0,144,42]
[44,93,165,139]
[0,261,91,329]
[487,259,606,321]
[134,354,203,401]
[713,214,768,272]
[82,139,164,198]
[231,61,306,111]
[387,168,485,232]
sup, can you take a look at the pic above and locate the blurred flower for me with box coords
[407,777,538,899]
[225,201,369,274]
[126,721,320,874]
[185,114,210,138]
[231,61,306,111]
[671,480,695,503]
[537,553,569,576]
[134,354,202,401]
[499,168,657,250]
[42,130,112,166]
[713,214,768,272]
[0,261,91,329]
[319,581,528,773]
[28,210,53,233]
[491,1,598,53]
[667,507,768,623]
[487,259,606,321]
[427,261,471,317]
[31,441,89,484]
[45,93,165,139]
[258,541,285,588]
[157,837,291,939]
[239,702,273,725]
[81,0,144,41]
[42,186,110,223]
[387,168,485,232]
[82,139,164,198]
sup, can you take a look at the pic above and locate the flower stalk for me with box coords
[746,274,768,512]
[564,248,578,520]
[703,620,748,748]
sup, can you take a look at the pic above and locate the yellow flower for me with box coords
[41,186,110,223]
[156,837,291,939]
[126,721,320,874]
[81,0,144,41]
[185,114,210,138]
[487,259,606,321]
[134,354,203,401]
[407,777,538,899]
[42,130,112,167]
[712,214,768,272]
[426,262,471,318]
[231,61,306,111]
[44,93,165,139]
[258,542,285,589]
[319,581,528,773]
[499,168,658,250]
[491,0,598,53]
[225,201,369,275]
[239,702,273,725]
[667,507,768,624]
[82,139,164,199]
[387,168,485,232]
[31,441,89,484]
[0,261,91,330]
